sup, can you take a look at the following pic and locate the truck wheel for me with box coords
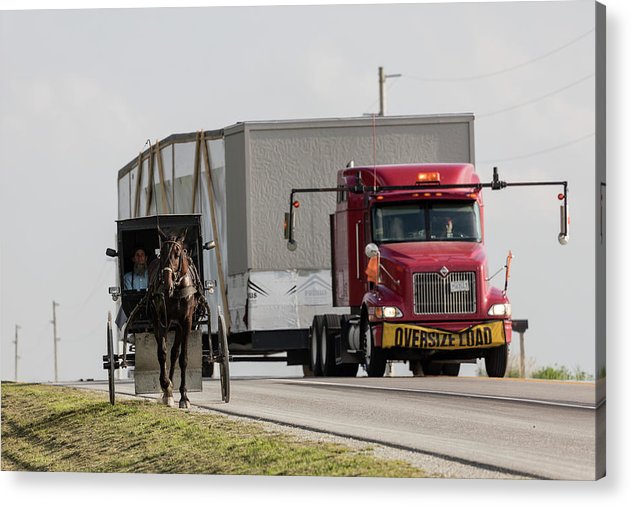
[320,315,339,377]
[310,315,324,376]
[410,360,424,377]
[442,363,461,376]
[485,345,508,378]
[361,315,386,377]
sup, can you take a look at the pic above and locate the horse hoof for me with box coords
[162,395,174,407]
[179,399,190,409]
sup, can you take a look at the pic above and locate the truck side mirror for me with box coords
[558,203,569,245]
[203,241,216,250]
[106,248,118,258]
[285,211,297,251]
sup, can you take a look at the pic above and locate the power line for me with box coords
[478,132,594,163]
[476,73,595,119]
[403,27,595,82]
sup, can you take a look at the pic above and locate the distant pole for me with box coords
[14,324,20,382]
[52,301,60,382]
[519,332,525,378]
[378,66,402,116]
[378,67,385,116]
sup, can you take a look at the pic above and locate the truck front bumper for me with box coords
[374,319,510,351]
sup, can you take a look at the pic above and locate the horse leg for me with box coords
[178,319,192,409]
[168,330,181,390]
[155,326,173,407]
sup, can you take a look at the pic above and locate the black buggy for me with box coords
[103,213,230,405]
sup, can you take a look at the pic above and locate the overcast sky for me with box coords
[0,0,607,385]
[2,0,630,504]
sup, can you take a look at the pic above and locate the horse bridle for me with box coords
[161,239,186,286]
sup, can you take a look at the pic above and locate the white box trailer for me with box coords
[116,114,475,367]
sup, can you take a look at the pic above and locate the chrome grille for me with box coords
[413,272,476,315]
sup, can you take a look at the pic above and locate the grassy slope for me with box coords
[1,382,426,477]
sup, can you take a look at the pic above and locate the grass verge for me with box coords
[1,382,426,477]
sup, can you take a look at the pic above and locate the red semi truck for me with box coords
[287,162,568,378]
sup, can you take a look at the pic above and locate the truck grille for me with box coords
[413,272,477,315]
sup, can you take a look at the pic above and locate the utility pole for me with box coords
[52,301,60,382]
[14,324,20,382]
[378,66,402,116]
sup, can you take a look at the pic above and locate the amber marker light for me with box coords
[376,195,384,200]
[416,172,440,183]
[423,192,431,197]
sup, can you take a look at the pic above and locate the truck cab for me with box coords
[332,163,511,377]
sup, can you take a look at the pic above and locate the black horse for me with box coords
[145,229,205,408]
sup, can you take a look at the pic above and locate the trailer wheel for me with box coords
[442,363,461,377]
[202,360,215,378]
[361,314,386,378]
[485,345,508,378]
[218,313,230,402]
[309,316,324,376]
[202,333,214,378]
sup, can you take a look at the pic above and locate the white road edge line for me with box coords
[271,379,598,410]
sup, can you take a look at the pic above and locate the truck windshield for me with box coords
[372,201,481,243]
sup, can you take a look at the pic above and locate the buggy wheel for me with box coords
[106,312,115,405]
[218,313,230,403]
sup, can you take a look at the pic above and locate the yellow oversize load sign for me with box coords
[382,321,506,350]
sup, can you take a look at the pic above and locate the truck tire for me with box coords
[310,315,324,376]
[410,360,424,377]
[361,314,386,377]
[442,363,461,376]
[485,344,508,378]
[320,315,341,377]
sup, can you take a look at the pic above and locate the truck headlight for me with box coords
[488,303,511,316]
[375,306,403,319]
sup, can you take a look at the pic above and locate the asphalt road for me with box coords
[74,374,604,480]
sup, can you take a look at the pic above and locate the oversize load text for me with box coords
[382,321,506,350]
